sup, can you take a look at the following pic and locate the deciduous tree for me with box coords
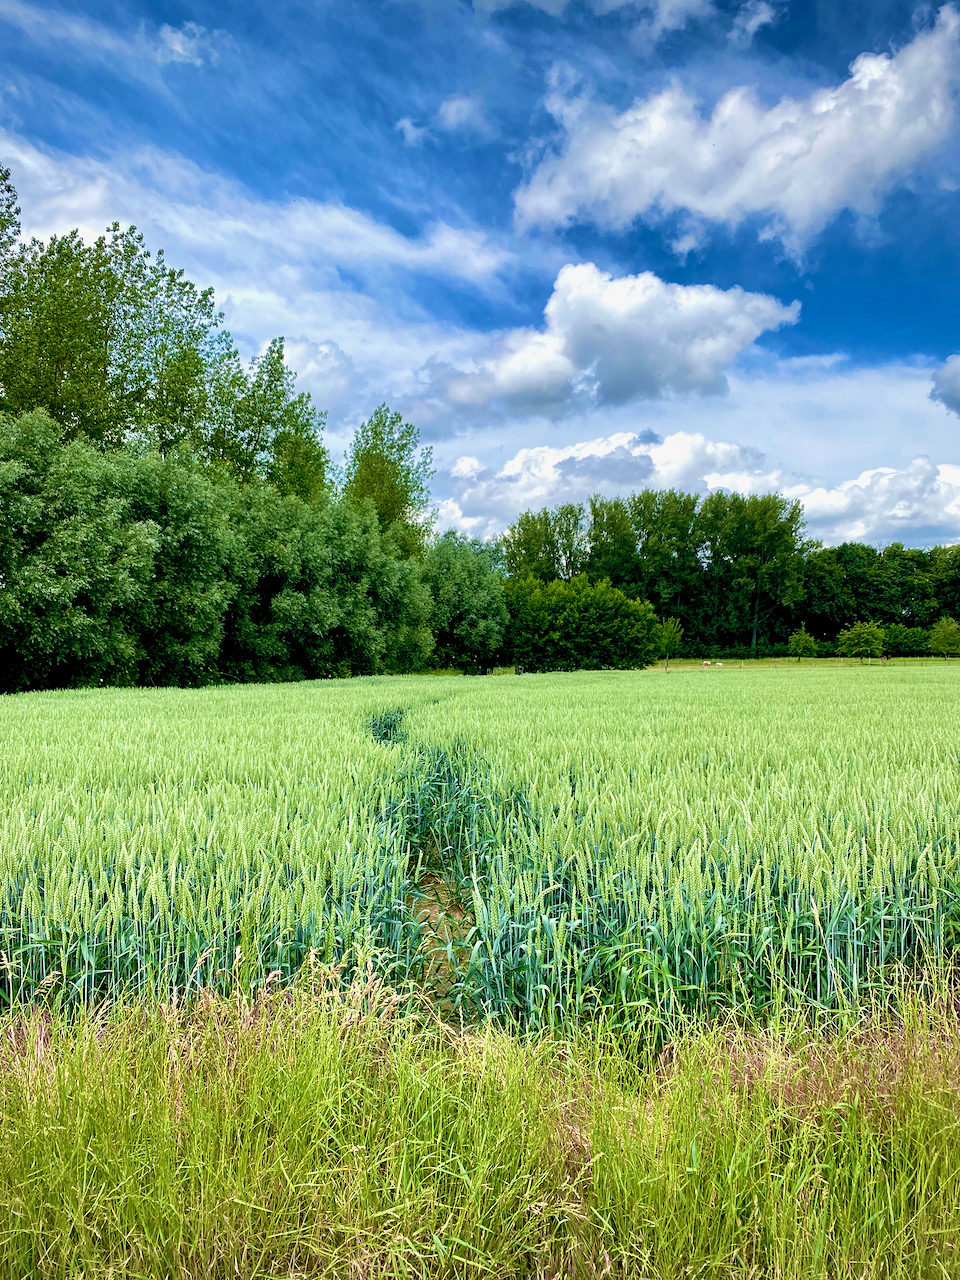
[421,532,507,672]
[788,625,817,660]
[342,403,433,557]
[929,616,960,659]
[837,620,885,663]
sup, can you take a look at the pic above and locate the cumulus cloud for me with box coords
[931,354,960,414]
[438,429,960,546]
[516,6,960,249]
[438,429,767,536]
[794,459,960,544]
[428,262,797,417]
[0,0,229,69]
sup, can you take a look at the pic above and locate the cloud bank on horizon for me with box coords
[0,0,959,545]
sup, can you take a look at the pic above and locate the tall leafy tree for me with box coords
[626,489,703,620]
[501,503,587,581]
[837,620,885,662]
[205,337,328,500]
[0,171,327,492]
[342,403,433,557]
[0,164,19,269]
[699,492,807,652]
[586,496,642,594]
[929,616,960,658]
[0,229,117,442]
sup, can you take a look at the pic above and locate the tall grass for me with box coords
[1,983,959,1279]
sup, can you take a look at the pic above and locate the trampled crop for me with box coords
[1,667,958,1026]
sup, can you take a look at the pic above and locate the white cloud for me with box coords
[439,429,762,535]
[729,0,778,46]
[793,459,960,544]
[437,94,488,132]
[516,6,960,249]
[439,429,960,545]
[396,117,429,146]
[0,0,228,69]
[931,354,960,414]
[281,339,356,405]
[631,0,715,51]
[428,262,797,416]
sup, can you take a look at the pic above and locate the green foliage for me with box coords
[505,490,816,654]
[205,336,328,497]
[342,403,433,557]
[658,615,684,671]
[929,615,960,658]
[120,447,239,686]
[837,619,885,662]
[0,411,427,689]
[0,168,327,495]
[0,410,158,691]
[788,625,817,660]
[505,574,659,672]
[883,622,931,657]
[0,164,19,269]
[421,532,508,672]
[0,224,229,449]
[501,502,588,582]
[699,491,808,653]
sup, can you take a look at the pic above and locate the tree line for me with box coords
[1,161,957,690]
[501,494,960,660]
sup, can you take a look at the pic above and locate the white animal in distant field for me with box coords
[716,662,723,668]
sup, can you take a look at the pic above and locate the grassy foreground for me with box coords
[2,977,960,1280]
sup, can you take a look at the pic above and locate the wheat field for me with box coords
[1,665,958,1024]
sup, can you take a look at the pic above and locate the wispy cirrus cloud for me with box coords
[3,128,511,287]
[0,127,512,433]
[0,0,230,69]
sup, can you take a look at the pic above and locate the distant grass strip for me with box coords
[2,978,960,1278]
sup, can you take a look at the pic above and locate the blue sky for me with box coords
[2,0,960,544]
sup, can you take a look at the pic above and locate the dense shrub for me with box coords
[0,411,434,690]
[505,574,658,672]
[421,532,507,672]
